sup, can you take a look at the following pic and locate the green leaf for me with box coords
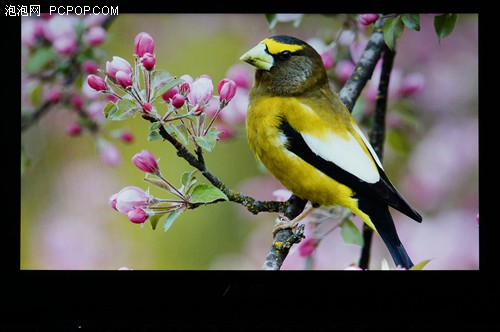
[169,124,189,146]
[148,130,163,141]
[410,259,432,270]
[29,82,43,106]
[181,170,198,194]
[102,102,116,118]
[387,129,412,155]
[149,214,165,230]
[401,14,420,31]
[383,17,405,51]
[163,210,183,232]
[434,14,457,41]
[108,98,141,121]
[340,218,364,246]
[153,77,185,102]
[149,122,161,131]
[25,47,57,74]
[144,176,173,192]
[189,184,228,204]
[195,127,219,152]
[265,14,278,30]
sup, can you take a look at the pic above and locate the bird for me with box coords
[239,35,422,269]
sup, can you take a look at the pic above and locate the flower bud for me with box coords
[218,78,237,103]
[46,88,62,103]
[97,139,121,166]
[132,149,159,174]
[120,131,134,143]
[84,26,106,46]
[70,94,83,109]
[127,208,149,223]
[400,72,426,96]
[106,56,133,79]
[142,102,153,113]
[52,35,76,55]
[115,186,150,214]
[358,14,379,26]
[87,74,108,92]
[115,70,132,88]
[66,123,82,136]
[162,87,179,102]
[82,60,99,74]
[134,32,155,58]
[140,52,155,71]
[335,60,356,82]
[171,94,185,108]
[109,193,119,210]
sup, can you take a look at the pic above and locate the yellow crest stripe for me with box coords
[260,38,304,55]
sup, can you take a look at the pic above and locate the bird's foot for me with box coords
[272,215,299,237]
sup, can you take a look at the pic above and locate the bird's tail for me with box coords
[359,200,414,269]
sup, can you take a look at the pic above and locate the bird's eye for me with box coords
[278,51,292,60]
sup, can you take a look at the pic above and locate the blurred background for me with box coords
[20,14,478,270]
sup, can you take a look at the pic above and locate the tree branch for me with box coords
[359,44,395,270]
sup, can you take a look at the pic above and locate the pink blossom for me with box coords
[214,124,234,140]
[84,26,106,46]
[52,35,77,55]
[187,76,213,106]
[218,78,237,103]
[127,208,149,223]
[109,192,119,210]
[66,123,82,136]
[358,14,380,26]
[140,53,155,71]
[46,88,62,103]
[335,60,356,82]
[43,16,78,42]
[400,72,426,96]
[114,186,150,214]
[226,64,253,89]
[70,94,83,109]
[134,32,155,58]
[218,88,248,125]
[142,102,153,113]
[82,60,99,74]
[97,139,121,166]
[106,56,132,79]
[87,74,107,92]
[179,74,193,94]
[132,149,159,174]
[85,101,107,123]
[115,71,132,88]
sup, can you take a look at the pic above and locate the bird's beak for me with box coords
[240,43,274,71]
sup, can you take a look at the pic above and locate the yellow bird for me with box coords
[240,35,422,269]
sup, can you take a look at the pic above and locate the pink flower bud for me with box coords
[179,75,193,94]
[162,87,179,102]
[82,60,99,74]
[84,26,106,46]
[298,238,318,257]
[66,123,82,136]
[106,56,133,79]
[134,32,155,58]
[107,94,119,103]
[187,76,213,106]
[115,70,132,88]
[132,149,159,174]
[171,94,185,108]
[320,50,334,70]
[87,74,108,92]
[70,94,83,109]
[46,88,62,103]
[142,102,153,113]
[52,35,77,55]
[109,193,119,210]
[120,131,134,143]
[127,208,149,223]
[358,14,379,25]
[140,52,155,71]
[400,72,426,96]
[218,78,237,103]
[192,105,205,116]
[114,186,150,214]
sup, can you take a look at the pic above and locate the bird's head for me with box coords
[240,35,328,95]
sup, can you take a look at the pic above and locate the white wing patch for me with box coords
[301,131,380,184]
[351,124,384,170]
